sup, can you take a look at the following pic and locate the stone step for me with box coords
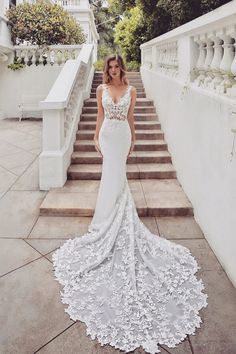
[39,179,193,217]
[71,150,172,164]
[82,106,156,114]
[92,83,144,89]
[80,113,158,122]
[83,98,153,107]
[74,140,168,152]
[90,88,146,94]
[78,121,161,130]
[76,129,164,140]
[92,77,143,86]
[94,71,141,77]
[67,163,176,180]
[90,92,147,98]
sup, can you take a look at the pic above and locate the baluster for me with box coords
[209,32,224,91]
[56,50,63,66]
[27,49,33,66]
[226,26,236,97]
[217,32,235,94]
[174,41,179,76]
[42,48,48,66]
[49,49,55,66]
[31,49,37,65]
[194,35,207,86]
[18,48,25,64]
[202,35,214,88]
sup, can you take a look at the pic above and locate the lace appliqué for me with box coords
[102,84,131,121]
[52,178,208,354]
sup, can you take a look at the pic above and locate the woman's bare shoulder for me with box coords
[129,85,137,92]
[96,83,106,91]
[96,84,105,98]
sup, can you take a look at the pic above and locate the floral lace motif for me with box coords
[102,84,132,121]
[52,177,208,354]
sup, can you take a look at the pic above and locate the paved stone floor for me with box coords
[0,118,236,354]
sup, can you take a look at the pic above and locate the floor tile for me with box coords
[174,239,222,271]
[11,158,39,190]
[0,165,17,197]
[29,216,92,239]
[26,239,65,255]
[156,216,204,239]
[0,239,40,276]
[0,150,35,172]
[160,338,192,353]
[35,321,121,354]
[189,270,236,354]
[0,258,72,353]
[0,191,46,238]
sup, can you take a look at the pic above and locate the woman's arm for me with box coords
[93,84,104,155]
[127,86,137,155]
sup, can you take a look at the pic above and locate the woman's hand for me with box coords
[94,138,103,157]
[128,140,135,156]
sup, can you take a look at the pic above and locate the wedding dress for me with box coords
[52,83,208,354]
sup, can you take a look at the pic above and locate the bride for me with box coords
[52,53,208,354]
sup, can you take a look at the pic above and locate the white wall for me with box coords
[0,53,62,119]
[141,67,236,286]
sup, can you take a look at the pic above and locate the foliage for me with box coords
[93,59,104,71]
[93,58,140,71]
[125,60,140,71]
[98,42,114,60]
[6,0,86,46]
[114,6,144,62]
[91,1,118,59]
[7,61,25,71]
[107,0,136,14]
[200,0,230,13]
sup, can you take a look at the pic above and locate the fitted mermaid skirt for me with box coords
[52,85,208,354]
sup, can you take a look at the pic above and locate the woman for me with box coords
[52,54,208,354]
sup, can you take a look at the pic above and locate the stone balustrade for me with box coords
[142,41,178,76]
[54,0,81,6]
[39,44,94,190]
[14,44,82,66]
[141,3,236,98]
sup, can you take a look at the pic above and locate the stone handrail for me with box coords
[39,43,94,190]
[14,44,82,66]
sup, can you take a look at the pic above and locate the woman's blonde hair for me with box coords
[102,54,129,85]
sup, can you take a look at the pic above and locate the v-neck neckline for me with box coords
[105,84,130,105]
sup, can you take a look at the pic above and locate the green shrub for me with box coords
[93,59,104,71]
[6,0,86,46]
[125,60,140,71]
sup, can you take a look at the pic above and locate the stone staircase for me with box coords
[40,71,193,217]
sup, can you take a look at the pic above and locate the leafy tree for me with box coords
[107,0,136,14]
[200,0,230,13]
[91,0,119,58]
[6,0,86,46]
[114,6,145,62]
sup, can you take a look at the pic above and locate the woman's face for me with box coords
[108,59,121,79]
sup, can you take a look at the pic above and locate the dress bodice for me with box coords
[102,84,132,121]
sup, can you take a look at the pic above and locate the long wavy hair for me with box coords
[102,54,129,85]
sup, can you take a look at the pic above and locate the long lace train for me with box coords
[52,83,208,353]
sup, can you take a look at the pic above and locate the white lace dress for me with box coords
[52,84,208,354]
